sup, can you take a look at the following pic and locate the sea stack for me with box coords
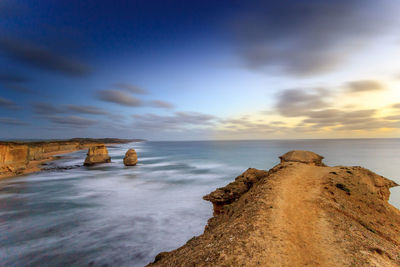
[148,150,400,266]
[83,145,111,166]
[123,149,138,166]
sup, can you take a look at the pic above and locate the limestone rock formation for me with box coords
[279,150,325,166]
[0,138,135,178]
[148,151,400,267]
[83,145,111,166]
[123,149,138,166]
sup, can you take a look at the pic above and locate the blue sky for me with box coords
[1,0,400,140]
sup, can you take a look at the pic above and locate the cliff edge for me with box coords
[148,151,400,267]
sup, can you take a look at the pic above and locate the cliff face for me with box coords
[0,138,134,178]
[148,151,400,267]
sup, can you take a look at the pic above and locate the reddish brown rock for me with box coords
[84,145,111,166]
[123,149,138,166]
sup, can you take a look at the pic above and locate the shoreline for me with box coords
[0,138,138,179]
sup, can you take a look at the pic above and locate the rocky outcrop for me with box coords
[123,149,138,166]
[148,150,400,267]
[279,150,325,166]
[0,138,135,178]
[203,168,269,215]
[83,145,111,166]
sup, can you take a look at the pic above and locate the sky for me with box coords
[0,0,400,140]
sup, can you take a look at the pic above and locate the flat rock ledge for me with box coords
[279,150,325,166]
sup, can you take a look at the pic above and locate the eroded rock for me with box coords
[123,149,138,166]
[203,168,269,215]
[83,145,111,166]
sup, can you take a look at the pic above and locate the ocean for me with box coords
[0,139,399,266]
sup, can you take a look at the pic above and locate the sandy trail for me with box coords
[263,164,336,266]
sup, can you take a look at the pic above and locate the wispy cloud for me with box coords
[133,112,218,131]
[114,83,148,94]
[230,1,398,76]
[391,103,400,109]
[0,97,19,110]
[0,72,30,83]
[0,117,26,126]
[275,88,331,117]
[64,104,108,115]
[47,115,97,127]
[97,90,143,107]
[4,84,35,94]
[0,38,91,76]
[150,100,174,109]
[346,80,386,93]
[272,87,400,132]
[32,102,64,114]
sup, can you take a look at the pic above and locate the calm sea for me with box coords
[0,139,399,266]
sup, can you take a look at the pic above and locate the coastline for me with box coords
[148,151,400,266]
[0,138,139,179]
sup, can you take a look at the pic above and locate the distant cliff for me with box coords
[0,138,139,178]
[148,151,400,266]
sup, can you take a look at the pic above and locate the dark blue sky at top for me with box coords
[1,0,399,140]
[1,0,239,138]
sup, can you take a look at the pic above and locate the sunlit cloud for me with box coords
[345,80,386,93]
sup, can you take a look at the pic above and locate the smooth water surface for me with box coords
[0,139,399,266]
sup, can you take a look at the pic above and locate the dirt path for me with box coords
[264,164,337,266]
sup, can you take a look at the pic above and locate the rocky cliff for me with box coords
[148,151,400,267]
[0,138,135,178]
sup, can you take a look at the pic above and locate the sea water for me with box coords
[0,139,399,266]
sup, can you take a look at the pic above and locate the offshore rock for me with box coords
[123,148,138,166]
[84,145,111,166]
